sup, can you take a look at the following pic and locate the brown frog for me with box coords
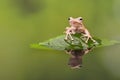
[64,17,95,43]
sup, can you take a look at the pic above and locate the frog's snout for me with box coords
[70,20,81,25]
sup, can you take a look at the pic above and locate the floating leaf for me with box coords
[97,39,120,48]
[39,35,70,50]
[30,43,52,50]
[31,35,120,50]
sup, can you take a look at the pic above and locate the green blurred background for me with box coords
[0,0,120,80]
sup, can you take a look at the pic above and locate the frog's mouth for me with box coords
[70,21,82,28]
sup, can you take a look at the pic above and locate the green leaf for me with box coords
[97,39,120,48]
[30,43,52,50]
[39,35,70,50]
[31,35,120,51]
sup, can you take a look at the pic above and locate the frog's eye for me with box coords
[79,18,83,20]
[78,17,83,20]
[68,17,71,20]
[68,17,73,20]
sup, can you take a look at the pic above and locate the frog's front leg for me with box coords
[65,32,74,41]
[64,27,74,41]
[68,33,74,41]
[64,33,69,40]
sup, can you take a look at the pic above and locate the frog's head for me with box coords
[68,17,83,27]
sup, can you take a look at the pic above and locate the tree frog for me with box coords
[64,17,95,43]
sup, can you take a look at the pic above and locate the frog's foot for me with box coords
[85,37,89,43]
[64,33,69,40]
[90,38,99,45]
[91,38,96,42]
[71,38,74,41]
[85,41,88,43]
